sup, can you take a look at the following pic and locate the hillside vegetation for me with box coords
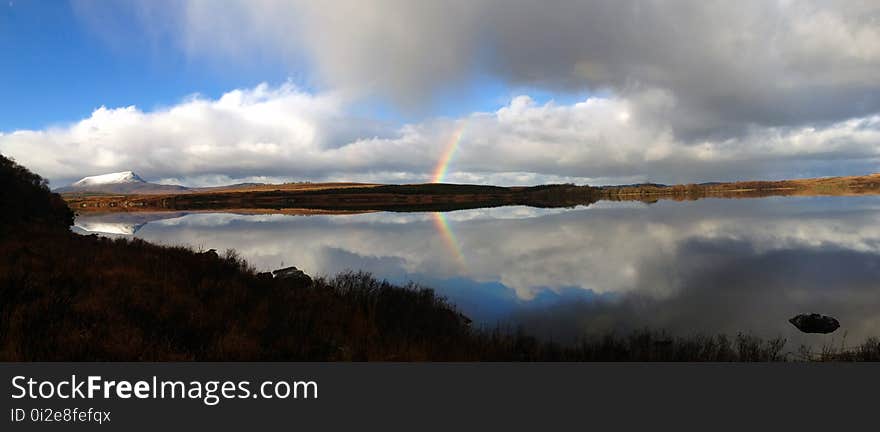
[0,155,73,230]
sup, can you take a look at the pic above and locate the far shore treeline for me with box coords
[61,172,880,214]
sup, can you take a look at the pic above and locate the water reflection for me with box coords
[73,197,880,345]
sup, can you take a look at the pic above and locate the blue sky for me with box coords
[1,1,291,130]
[0,1,877,186]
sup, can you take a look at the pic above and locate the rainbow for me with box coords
[432,212,466,271]
[429,125,467,271]
[432,124,465,183]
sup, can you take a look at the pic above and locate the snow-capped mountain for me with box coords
[71,171,145,187]
[55,171,191,195]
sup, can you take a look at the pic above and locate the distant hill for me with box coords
[55,171,191,195]
[56,171,379,196]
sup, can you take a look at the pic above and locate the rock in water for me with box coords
[272,266,312,286]
[789,313,840,334]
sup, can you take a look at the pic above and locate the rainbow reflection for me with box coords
[429,126,468,271]
[432,212,466,271]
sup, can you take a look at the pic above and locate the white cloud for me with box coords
[1,83,878,187]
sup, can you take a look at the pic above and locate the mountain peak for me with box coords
[71,171,145,186]
[57,171,189,195]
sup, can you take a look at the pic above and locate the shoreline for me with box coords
[61,173,880,213]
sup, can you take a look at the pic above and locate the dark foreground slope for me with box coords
[0,155,73,229]
[2,154,880,361]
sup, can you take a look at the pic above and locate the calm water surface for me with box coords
[73,196,880,346]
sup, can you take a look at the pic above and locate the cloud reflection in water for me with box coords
[74,197,880,345]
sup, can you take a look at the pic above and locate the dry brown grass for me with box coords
[599,173,880,200]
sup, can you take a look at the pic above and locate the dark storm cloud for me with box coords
[483,1,880,135]
[156,1,880,136]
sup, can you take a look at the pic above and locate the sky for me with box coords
[0,0,878,187]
